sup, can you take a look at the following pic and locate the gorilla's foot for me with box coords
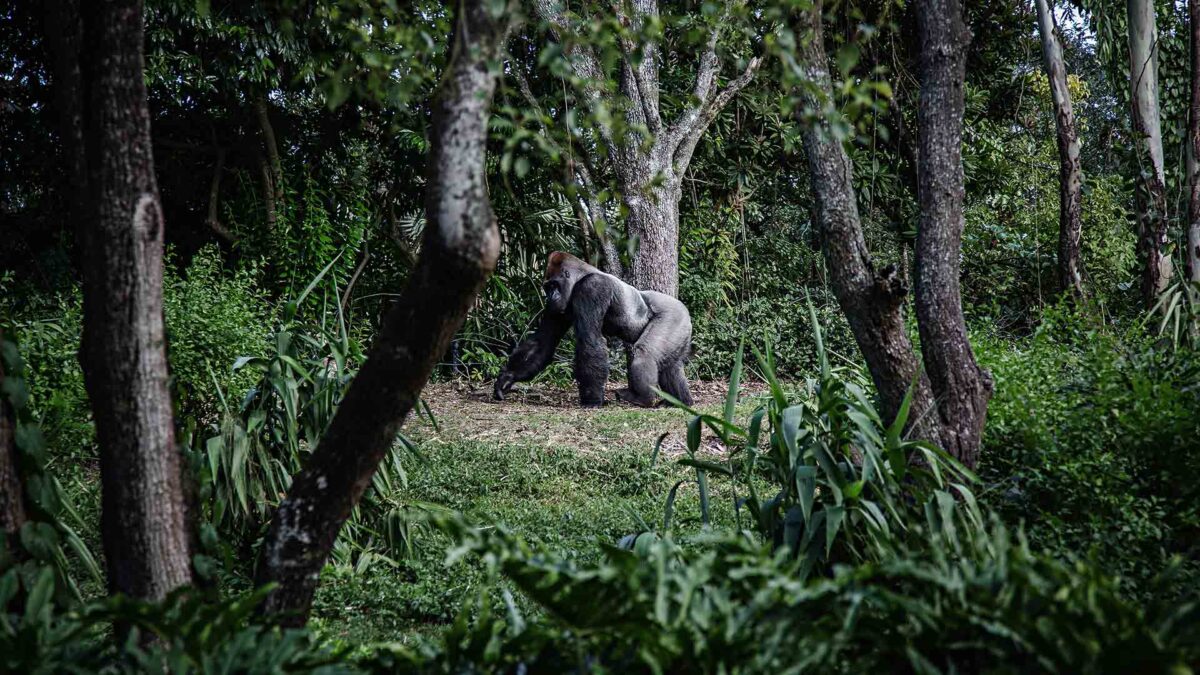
[580,399,606,408]
[615,388,656,407]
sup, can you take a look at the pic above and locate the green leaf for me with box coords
[723,339,744,428]
[678,458,733,477]
[825,505,845,556]
[835,43,860,75]
[686,416,702,456]
[22,567,55,627]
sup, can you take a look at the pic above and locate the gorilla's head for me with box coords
[543,251,594,314]
[544,278,569,313]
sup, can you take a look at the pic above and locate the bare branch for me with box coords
[613,0,661,134]
[205,146,237,244]
[511,62,623,275]
[691,29,721,104]
[669,55,762,171]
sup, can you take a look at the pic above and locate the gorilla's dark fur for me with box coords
[494,252,694,407]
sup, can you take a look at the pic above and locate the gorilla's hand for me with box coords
[494,371,516,400]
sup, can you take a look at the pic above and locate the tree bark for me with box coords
[532,0,760,296]
[1189,0,1200,282]
[914,0,993,468]
[70,0,194,600]
[795,1,940,441]
[255,0,507,625]
[254,96,285,204]
[1127,0,1172,305]
[0,330,27,542]
[206,146,236,243]
[258,152,278,235]
[1034,0,1085,299]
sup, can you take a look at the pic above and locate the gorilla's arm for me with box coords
[494,310,571,399]
[569,274,614,407]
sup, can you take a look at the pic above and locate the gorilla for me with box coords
[493,251,694,407]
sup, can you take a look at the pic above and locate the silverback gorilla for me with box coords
[493,252,694,407]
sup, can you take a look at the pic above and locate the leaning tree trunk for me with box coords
[1128,0,1172,305]
[914,0,993,468]
[1034,0,1085,299]
[255,0,507,625]
[70,0,194,600]
[795,0,940,441]
[1189,0,1200,282]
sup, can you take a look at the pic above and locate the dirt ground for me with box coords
[409,380,765,459]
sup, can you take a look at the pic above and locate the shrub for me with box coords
[163,245,273,422]
[387,322,1200,672]
[0,585,351,675]
[977,304,1200,596]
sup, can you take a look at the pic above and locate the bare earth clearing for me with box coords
[410,380,767,459]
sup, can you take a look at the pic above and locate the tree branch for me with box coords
[614,0,661,134]
[532,0,618,155]
[668,55,762,171]
[511,62,622,275]
[691,28,721,104]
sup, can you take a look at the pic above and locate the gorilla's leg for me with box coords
[616,343,660,407]
[571,275,614,407]
[494,310,570,399]
[658,359,694,406]
[618,296,692,406]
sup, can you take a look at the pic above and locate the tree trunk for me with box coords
[914,0,993,468]
[532,0,759,295]
[1189,0,1200,282]
[258,152,278,235]
[255,0,507,625]
[70,0,194,600]
[1034,0,1085,299]
[254,96,285,204]
[1128,0,1172,305]
[206,146,236,243]
[795,1,940,441]
[625,179,682,296]
[0,330,27,542]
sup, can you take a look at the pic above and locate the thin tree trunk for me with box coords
[796,1,940,440]
[44,0,86,276]
[0,329,27,542]
[206,146,236,243]
[256,0,507,625]
[258,153,278,235]
[254,96,285,203]
[914,0,993,468]
[1189,0,1200,282]
[1128,0,1172,305]
[1034,0,1085,298]
[72,0,194,600]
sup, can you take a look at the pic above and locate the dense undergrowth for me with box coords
[4,256,1200,671]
